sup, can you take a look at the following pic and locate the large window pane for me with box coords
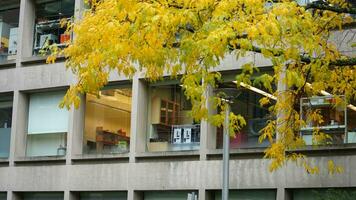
[83,87,132,154]
[0,193,6,200]
[22,192,63,200]
[33,0,74,55]
[144,191,198,200]
[0,95,12,158]
[300,96,356,145]
[213,189,276,200]
[215,86,273,149]
[79,192,127,200]
[26,91,68,157]
[147,83,200,152]
[292,188,356,200]
[0,1,20,63]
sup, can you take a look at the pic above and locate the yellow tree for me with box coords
[50,0,356,173]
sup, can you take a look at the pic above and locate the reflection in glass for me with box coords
[84,88,132,154]
[33,0,74,55]
[0,2,20,63]
[216,87,273,149]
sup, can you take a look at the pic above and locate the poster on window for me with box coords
[183,128,192,143]
[173,128,182,144]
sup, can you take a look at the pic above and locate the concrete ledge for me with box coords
[206,144,356,160]
[14,156,66,165]
[0,59,16,68]
[71,153,130,162]
[136,150,200,158]
[0,158,9,166]
[135,150,200,162]
[21,56,65,65]
[207,148,266,160]
[289,143,356,156]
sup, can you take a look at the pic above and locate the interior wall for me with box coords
[84,92,132,142]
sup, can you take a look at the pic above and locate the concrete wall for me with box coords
[0,1,355,200]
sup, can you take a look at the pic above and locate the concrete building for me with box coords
[0,0,355,200]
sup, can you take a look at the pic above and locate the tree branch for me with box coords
[228,44,356,67]
[305,2,356,14]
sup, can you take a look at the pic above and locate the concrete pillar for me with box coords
[200,84,217,161]
[64,191,79,200]
[128,190,143,200]
[7,192,20,200]
[129,76,148,162]
[200,84,211,160]
[11,91,28,162]
[276,66,287,140]
[17,0,36,65]
[198,189,206,200]
[75,0,86,21]
[66,94,85,164]
[276,188,287,200]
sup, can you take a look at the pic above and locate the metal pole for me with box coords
[222,103,230,200]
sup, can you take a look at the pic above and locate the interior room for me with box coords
[83,88,132,154]
[0,0,20,62]
[147,83,200,152]
[33,0,74,55]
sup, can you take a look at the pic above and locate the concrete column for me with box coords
[10,91,28,162]
[200,84,217,161]
[128,190,143,200]
[74,0,86,20]
[129,76,148,162]
[17,0,36,65]
[276,66,287,140]
[276,188,287,200]
[8,92,18,166]
[200,84,211,160]
[66,94,85,164]
[7,192,20,200]
[64,191,79,200]
[198,189,206,200]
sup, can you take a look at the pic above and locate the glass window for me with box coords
[0,193,6,200]
[0,1,20,63]
[33,0,75,55]
[147,83,200,152]
[144,191,198,200]
[292,188,356,200]
[22,192,64,200]
[0,95,12,158]
[79,192,127,200]
[83,87,132,154]
[213,189,276,200]
[215,84,274,149]
[26,91,68,157]
[300,96,356,145]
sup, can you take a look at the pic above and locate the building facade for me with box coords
[0,0,355,200]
